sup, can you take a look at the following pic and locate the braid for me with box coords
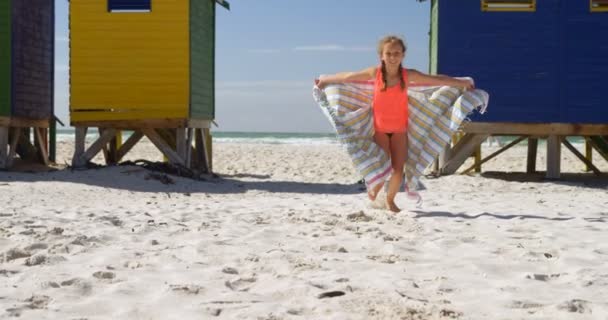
[399,63,405,90]
[381,61,388,91]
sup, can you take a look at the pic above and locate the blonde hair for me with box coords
[377,35,407,91]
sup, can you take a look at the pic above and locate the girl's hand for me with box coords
[460,79,475,91]
[315,78,327,89]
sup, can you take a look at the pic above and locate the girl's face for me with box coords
[380,42,405,67]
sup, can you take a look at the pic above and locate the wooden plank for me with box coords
[33,128,49,165]
[72,119,189,129]
[72,127,88,167]
[587,136,608,162]
[142,128,185,166]
[442,133,489,174]
[0,127,8,168]
[463,122,608,136]
[0,117,50,128]
[187,119,212,129]
[78,128,118,166]
[462,136,527,174]
[527,137,538,173]
[436,143,451,174]
[546,135,561,179]
[116,131,144,162]
[561,138,601,175]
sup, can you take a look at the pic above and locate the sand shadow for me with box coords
[412,210,576,221]
[478,171,608,190]
[0,165,366,195]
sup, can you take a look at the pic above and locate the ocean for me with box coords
[55,129,585,146]
[56,129,339,145]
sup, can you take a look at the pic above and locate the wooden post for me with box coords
[7,128,21,168]
[73,127,88,167]
[527,137,538,173]
[176,128,187,163]
[584,137,593,172]
[204,128,212,172]
[49,119,56,162]
[474,144,482,173]
[0,127,8,169]
[33,128,49,165]
[546,135,561,179]
[437,143,451,175]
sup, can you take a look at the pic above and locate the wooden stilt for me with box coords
[195,129,209,173]
[204,128,213,172]
[584,137,593,172]
[462,136,527,174]
[442,133,489,174]
[185,128,193,168]
[176,128,187,163]
[0,127,8,169]
[116,131,144,162]
[34,128,49,165]
[561,138,601,175]
[142,128,185,166]
[527,137,538,173]
[7,128,21,168]
[587,136,608,162]
[474,144,482,173]
[546,135,561,179]
[73,127,88,167]
[79,128,118,166]
[437,143,452,175]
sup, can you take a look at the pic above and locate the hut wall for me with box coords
[190,0,215,120]
[434,0,608,124]
[70,0,190,122]
[0,0,11,118]
[11,0,54,120]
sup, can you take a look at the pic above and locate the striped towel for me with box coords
[312,80,489,195]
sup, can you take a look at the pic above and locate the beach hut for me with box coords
[69,0,230,172]
[0,0,55,169]
[428,0,608,178]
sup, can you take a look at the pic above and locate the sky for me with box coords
[54,0,431,133]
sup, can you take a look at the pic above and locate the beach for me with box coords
[1,137,607,319]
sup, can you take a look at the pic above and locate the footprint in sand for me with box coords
[509,300,545,309]
[225,276,257,292]
[170,284,204,295]
[557,299,591,313]
[525,273,561,281]
[5,295,51,317]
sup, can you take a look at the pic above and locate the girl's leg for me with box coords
[369,132,391,200]
[386,132,407,212]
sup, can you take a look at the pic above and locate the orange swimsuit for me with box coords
[372,67,409,133]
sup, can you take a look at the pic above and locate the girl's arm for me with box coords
[316,67,376,89]
[408,69,475,90]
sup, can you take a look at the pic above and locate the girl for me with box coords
[316,35,474,213]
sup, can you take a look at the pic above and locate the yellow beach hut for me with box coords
[69,0,229,172]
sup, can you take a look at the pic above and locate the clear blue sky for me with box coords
[54,0,431,132]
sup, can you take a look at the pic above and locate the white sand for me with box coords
[1,138,607,319]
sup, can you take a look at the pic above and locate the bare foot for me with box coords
[368,190,377,201]
[387,200,401,213]
[367,184,383,201]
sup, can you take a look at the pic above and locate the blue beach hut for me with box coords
[428,0,608,177]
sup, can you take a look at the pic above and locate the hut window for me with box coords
[108,0,151,13]
[481,0,536,12]
[591,0,608,12]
